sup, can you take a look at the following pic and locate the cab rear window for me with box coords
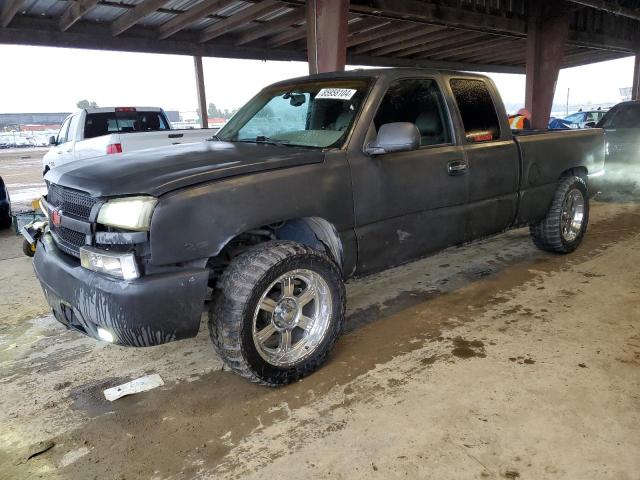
[84,111,169,139]
[450,79,500,142]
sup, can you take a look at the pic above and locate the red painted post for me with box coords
[525,0,571,129]
[306,0,350,74]
[632,53,640,100]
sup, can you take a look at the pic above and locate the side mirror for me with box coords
[366,122,420,156]
[584,122,596,128]
[49,136,57,146]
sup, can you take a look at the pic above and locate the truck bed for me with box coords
[512,127,605,224]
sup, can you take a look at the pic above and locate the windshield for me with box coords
[598,103,640,129]
[216,78,372,148]
[564,113,584,123]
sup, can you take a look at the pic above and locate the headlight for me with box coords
[97,196,157,231]
[80,246,140,280]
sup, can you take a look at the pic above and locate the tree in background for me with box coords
[208,102,221,118]
[76,99,98,109]
[208,102,238,119]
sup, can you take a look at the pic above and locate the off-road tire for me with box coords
[209,241,345,386]
[530,175,589,253]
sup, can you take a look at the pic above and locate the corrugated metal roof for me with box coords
[1,0,638,72]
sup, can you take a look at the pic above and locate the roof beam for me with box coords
[267,22,307,47]
[412,33,489,59]
[569,0,640,22]
[395,31,485,58]
[349,0,527,36]
[111,0,171,36]
[269,11,360,48]
[353,25,444,54]
[157,0,236,40]
[348,52,525,74]
[1,0,25,28]
[464,45,527,64]
[59,0,100,32]
[433,37,513,61]
[370,27,457,56]
[417,34,505,59]
[199,0,280,43]
[234,7,304,45]
[347,21,408,47]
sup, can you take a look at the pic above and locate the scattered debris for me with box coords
[451,337,486,359]
[509,356,536,365]
[103,374,164,402]
[26,440,55,461]
[58,446,90,468]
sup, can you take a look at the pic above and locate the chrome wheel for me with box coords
[561,188,585,242]
[252,269,332,367]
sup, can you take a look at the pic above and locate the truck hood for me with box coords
[45,141,325,197]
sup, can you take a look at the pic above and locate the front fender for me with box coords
[148,152,354,267]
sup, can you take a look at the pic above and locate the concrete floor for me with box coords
[0,151,639,479]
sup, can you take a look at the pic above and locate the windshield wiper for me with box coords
[236,136,291,147]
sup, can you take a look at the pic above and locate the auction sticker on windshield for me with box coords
[316,88,357,100]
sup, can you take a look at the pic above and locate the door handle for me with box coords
[447,161,468,175]
[65,149,72,153]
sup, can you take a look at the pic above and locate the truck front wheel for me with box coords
[530,175,589,253]
[209,241,345,386]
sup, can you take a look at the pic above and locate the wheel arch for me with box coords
[560,166,588,182]
[273,217,344,270]
[217,216,345,272]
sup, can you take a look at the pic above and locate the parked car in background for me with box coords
[31,69,605,386]
[595,100,640,193]
[42,107,218,175]
[548,117,572,129]
[563,109,608,129]
[0,176,11,229]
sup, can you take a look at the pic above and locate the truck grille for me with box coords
[47,183,96,257]
[48,183,96,221]
[51,225,87,257]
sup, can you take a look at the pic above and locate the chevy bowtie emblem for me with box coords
[51,209,62,227]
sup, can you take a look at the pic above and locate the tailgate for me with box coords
[119,129,216,152]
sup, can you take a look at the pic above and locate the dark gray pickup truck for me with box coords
[33,68,604,385]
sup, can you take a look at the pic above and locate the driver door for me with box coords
[348,77,469,274]
[47,116,72,169]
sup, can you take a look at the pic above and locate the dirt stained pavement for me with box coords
[0,200,639,479]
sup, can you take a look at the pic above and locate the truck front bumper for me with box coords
[33,233,210,347]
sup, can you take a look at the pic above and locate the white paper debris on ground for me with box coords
[103,373,164,402]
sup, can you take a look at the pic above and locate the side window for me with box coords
[450,78,500,142]
[57,117,71,144]
[374,78,451,146]
[67,115,80,142]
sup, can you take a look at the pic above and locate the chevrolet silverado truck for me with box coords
[42,107,218,174]
[32,69,605,386]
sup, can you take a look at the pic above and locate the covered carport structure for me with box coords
[1,0,639,128]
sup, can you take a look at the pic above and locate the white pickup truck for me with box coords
[42,107,218,174]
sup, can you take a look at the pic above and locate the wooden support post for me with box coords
[632,53,640,100]
[525,0,571,129]
[306,0,350,74]
[193,56,208,129]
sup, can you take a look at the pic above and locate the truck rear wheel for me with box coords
[530,175,589,253]
[209,241,345,386]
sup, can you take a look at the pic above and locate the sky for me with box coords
[0,44,636,117]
